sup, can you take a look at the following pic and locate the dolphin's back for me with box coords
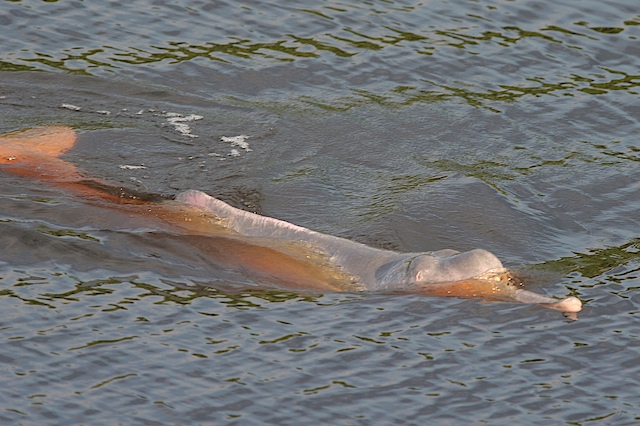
[177,189,347,245]
[176,190,406,284]
[175,190,504,289]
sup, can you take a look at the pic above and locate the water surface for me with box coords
[1,0,639,424]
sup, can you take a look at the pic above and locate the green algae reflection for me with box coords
[37,225,101,243]
[1,270,327,311]
[535,239,640,279]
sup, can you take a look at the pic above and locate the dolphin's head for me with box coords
[410,248,505,284]
[374,248,506,289]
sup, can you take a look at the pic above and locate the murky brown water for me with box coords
[1,1,639,424]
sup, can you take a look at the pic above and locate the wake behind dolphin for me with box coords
[0,126,582,316]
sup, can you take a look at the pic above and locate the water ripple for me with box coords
[2,0,639,110]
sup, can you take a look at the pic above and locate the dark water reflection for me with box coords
[1,0,640,424]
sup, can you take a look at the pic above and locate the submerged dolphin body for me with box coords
[0,126,582,316]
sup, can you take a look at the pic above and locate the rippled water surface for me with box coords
[1,0,639,424]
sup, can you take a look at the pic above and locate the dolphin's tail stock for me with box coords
[0,126,168,203]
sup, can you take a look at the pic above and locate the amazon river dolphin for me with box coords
[0,126,582,316]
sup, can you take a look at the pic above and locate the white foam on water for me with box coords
[164,112,203,138]
[221,135,251,151]
[119,165,147,170]
[61,103,81,111]
[54,104,206,140]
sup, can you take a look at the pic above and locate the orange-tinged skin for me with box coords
[414,278,518,301]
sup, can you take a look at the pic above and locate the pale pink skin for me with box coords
[177,190,582,315]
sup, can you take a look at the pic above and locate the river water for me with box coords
[1,0,639,424]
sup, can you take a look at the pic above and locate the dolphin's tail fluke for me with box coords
[0,126,80,182]
[0,126,163,203]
